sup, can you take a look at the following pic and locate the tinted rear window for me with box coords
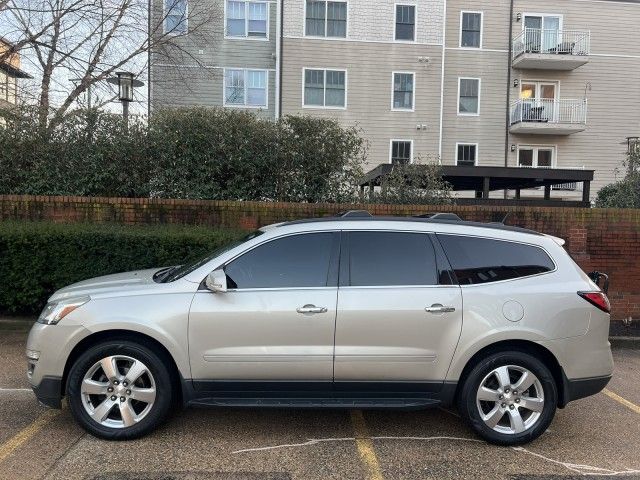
[438,234,555,285]
[347,232,438,286]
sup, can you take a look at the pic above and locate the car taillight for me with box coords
[578,291,611,313]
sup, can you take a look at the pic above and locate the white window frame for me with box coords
[519,79,560,100]
[224,0,270,41]
[390,71,415,112]
[516,144,557,168]
[393,3,417,43]
[521,12,564,33]
[389,139,414,164]
[163,0,189,35]
[459,10,483,48]
[457,77,481,116]
[301,67,348,110]
[455,142,479,166]
[223,68,269,109]
[303,0,349,39]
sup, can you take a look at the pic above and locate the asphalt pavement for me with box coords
[1,322,639,480]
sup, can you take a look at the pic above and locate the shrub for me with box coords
[0,221,243,315]
[360,160,453,205]
[595,150,640,208]
[0,107,366,203]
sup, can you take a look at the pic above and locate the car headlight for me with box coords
[37,296,90,325]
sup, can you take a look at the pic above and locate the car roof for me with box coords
[280,215,544,237]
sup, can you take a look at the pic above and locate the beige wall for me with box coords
[281,39,443,169]
[506,0,640,193]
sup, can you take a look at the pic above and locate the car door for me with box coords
[334,230,463,386]
[188,231,340,385]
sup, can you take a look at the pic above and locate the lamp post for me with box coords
[107,71,144,127]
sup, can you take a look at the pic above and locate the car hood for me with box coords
[48,268,164,302]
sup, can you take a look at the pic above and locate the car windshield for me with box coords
[155,230,264,283]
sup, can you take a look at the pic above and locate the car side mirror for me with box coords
[205,269,227,293]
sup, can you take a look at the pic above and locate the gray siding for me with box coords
[150,0,277,118]
[281,39,443,170]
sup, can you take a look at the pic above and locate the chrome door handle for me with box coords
[425,304,456,314]
[296,304,328,314]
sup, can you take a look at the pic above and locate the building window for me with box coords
[305,1,347,38]
[460,11,482,48]
[395,4,415,41]
[456,143,478,166]
[518,145,555,168]
[226,0,268,39]
[224,69,268,107]
[390,140,413,164]
[164,0,188,34]
[303,68,346,108]
[458,77,480,115]
[391,72,414,111]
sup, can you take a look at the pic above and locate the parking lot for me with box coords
[1,323,639,480]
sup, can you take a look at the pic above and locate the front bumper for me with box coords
[32,376,63,409]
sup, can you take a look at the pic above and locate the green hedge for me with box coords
[0,221,243,315]
[0,107,365,203]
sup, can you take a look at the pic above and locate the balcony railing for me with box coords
[510,98,587,126]
[513,28,590,57]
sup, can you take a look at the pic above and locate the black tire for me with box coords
[457,350,558,446]
[67,339,174,440]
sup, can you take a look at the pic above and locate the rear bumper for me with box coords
[559,373,611,407]
[32,376,63,409]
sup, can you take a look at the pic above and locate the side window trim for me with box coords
[428,233,459,286]
[220,230,341,290]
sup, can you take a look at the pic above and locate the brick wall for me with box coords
[1,194,639,321]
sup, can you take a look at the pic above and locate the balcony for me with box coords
[512,28,590,70]
[510,99,587,135]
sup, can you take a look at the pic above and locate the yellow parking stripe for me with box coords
[0,410,59,464]
[603,388,640,415]
[350,410,384,480]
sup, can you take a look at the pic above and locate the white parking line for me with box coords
[0,388,31,392]
[234,436,640,477]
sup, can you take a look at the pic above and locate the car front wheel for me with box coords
[457,351,558,446]
[67,340,174,440]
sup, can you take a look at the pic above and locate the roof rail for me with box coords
[413,213,462,221]
[336,210,373,218]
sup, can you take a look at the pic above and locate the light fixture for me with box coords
[106,72,144,126]
[516,13,522,22]
[511,144,516,152]
[116,72,134,102]
[513,78,519,88]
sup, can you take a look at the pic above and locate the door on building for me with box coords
[517,145,555,168]
[520,81,557,122]
[524,14,562,52]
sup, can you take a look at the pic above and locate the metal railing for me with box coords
[515,165,584,192]
[513,28,590,57]
[510,98,587,125]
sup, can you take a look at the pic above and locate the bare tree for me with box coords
[0,0,218,128]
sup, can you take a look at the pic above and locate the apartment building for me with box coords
[150,0,640,200]
[0,39,32,109]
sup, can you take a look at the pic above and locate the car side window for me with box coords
[437,234,555,285]
[346,231,438,286]
[224,232,337,289]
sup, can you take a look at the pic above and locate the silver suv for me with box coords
[26,213,613,445]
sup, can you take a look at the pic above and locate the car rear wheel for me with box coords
[67,340,174,440]
[457,351,557,445]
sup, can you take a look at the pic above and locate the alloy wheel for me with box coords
[475,365,545,435]
[81,355,156,428]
